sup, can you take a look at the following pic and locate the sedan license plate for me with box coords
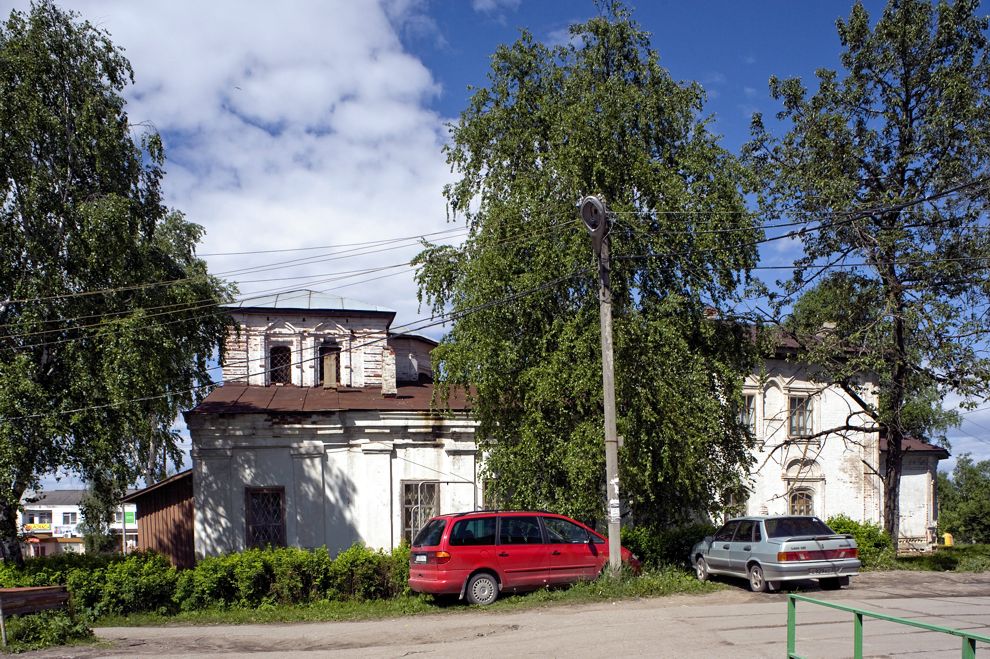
[809,568,836,575]
[414,554,427,564]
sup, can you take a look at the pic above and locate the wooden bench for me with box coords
[0,586,70,645]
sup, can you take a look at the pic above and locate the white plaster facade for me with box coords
[188,292,477,558]
[190,292,943,558]
[740,356,945,549]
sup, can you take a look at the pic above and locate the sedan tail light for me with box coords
[777,548,859,562]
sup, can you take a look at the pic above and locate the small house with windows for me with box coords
[185,291,478,559]
[738,337,947,550]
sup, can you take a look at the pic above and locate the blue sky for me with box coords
[17,0,989,483]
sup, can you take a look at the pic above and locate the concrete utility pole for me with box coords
[579,195,621,574]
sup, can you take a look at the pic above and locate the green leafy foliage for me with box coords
[938,455,990,544]
[826,514,895,570]
[0,2,235,562]
[414,1,760,528]
[622,522,716,569]
[5,544,412,620]
[747,0,990,540]
[2,610,91,651]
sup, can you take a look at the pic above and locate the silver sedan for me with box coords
[690,515,861,592]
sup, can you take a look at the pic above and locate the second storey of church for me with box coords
[220,290,432,388]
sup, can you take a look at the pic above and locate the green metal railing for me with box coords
[787,593,990,659]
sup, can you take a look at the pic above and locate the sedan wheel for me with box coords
[465,573,499,606]
[748,564,768,593]
[695,557,709,582]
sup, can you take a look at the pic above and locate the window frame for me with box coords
[269,345,292,385]
[401,480,440,545]
[788,488,815,516]
[740,393,757,435]
[787,395,815,439]
[244,486,287,549]
[62,512,77,525]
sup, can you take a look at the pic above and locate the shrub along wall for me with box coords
[0,543,411,620]
[621,522,717,569]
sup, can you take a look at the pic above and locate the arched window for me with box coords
[269,346,291,384]
[789,489,814,516]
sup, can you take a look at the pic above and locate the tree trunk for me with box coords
[883,429,903,546]
[0,496,25,567]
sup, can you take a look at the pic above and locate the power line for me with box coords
[0,268,588,423]
[1,219,581,344]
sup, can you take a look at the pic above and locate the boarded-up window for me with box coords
[270,346,291,384]
[318,345,341,387]
[245,487,286,548]
[402,481,438,544]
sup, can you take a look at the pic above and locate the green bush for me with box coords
[101,552,178,616]
[327,544,393,601]
[174,554,238,610]
[826,514,895,569]
[621,522,717,568]
[2,610,91,651]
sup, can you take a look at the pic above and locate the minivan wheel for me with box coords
[748,564,768,593]
[465,573,499,606]
[695,557,709,582]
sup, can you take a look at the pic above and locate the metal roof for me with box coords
[187,383,471,415]
[226,290,394,314]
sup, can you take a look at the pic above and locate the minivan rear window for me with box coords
[450,517,496,546]
[765,517,834,538]
[412,519,446,547]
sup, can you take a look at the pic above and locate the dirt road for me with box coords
[28,571,990,658]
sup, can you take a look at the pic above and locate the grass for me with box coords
[95,566,720,627]
[893,544,990,572]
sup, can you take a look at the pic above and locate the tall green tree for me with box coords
[746,0,990,540]
[937,455,990,543]
[0,2,233,564]
[414,4,761,528]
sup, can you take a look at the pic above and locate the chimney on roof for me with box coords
[382,347,397,398]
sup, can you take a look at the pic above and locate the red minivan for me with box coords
[408,510,640,605]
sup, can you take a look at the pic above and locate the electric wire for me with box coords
[0,268,588,422]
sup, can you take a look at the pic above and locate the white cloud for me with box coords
[472,0,521,14]
[12,0,462,340]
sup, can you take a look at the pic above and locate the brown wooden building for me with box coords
[122,470,195,568]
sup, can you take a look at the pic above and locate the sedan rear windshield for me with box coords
[764,517,835,538]
[412,519,446,547]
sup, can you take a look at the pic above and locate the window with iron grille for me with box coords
[789,488,814,516]
[269,346,291,384]
[245,487,286,548]
[788,396,814,438]
[401,481,438,544]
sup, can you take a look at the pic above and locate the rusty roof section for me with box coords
[188,383,471,415]
[880,436,950,459]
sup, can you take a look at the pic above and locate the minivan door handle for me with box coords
[722,544,730,550]
[498,552,509,557]
[743,545,752,551]
[551,550,561,556]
